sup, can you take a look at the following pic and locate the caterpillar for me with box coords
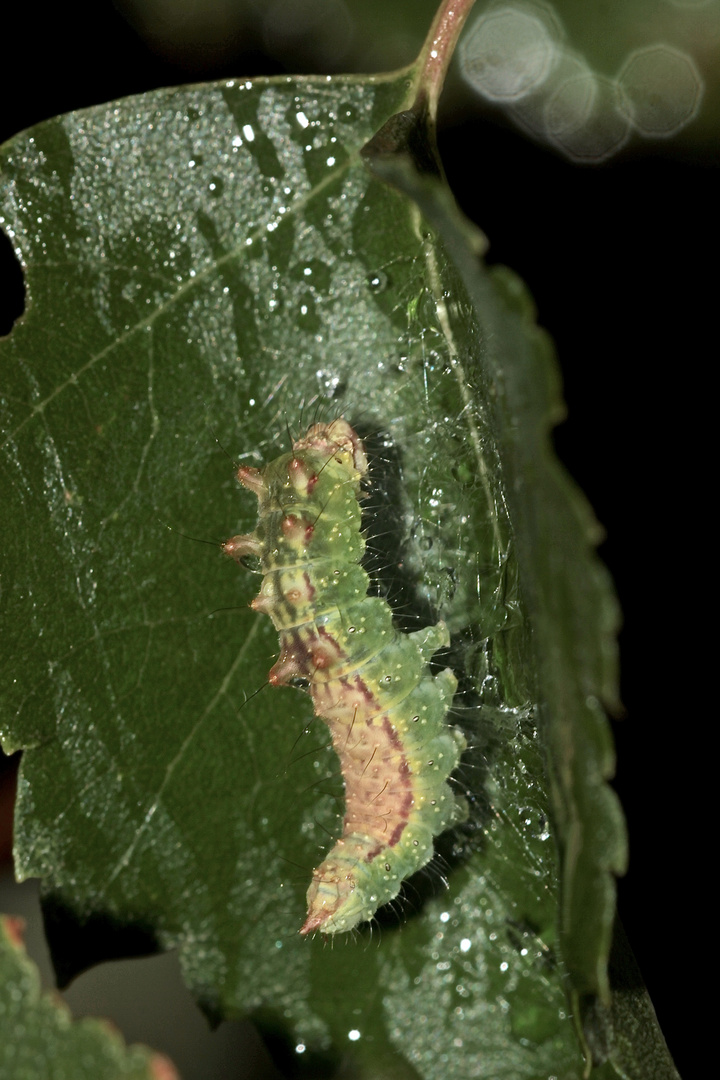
[223,419,467,934]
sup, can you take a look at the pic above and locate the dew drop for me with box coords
[367,269,389,293]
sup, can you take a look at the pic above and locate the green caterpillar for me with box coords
[223,419,466,934]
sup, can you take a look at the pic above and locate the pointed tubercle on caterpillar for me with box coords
[236,465,266,497]
[221,533,263,561]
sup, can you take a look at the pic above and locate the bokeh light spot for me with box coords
[459,2,562,102]
[545,73,632,162]
[617,44,704,137]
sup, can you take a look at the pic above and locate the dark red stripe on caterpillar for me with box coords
[222,418,467,934]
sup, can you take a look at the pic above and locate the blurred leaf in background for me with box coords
[114,0,439,73]
[0,914,179,1080]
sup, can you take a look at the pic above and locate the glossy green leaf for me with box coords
[0,12,665,1075]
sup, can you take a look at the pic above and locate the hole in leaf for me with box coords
[0,228,25,335]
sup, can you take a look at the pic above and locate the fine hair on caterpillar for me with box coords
[223,417,468,935]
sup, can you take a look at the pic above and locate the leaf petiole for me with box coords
[412,0,478,119]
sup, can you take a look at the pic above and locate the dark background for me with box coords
[1,3,711,1077]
